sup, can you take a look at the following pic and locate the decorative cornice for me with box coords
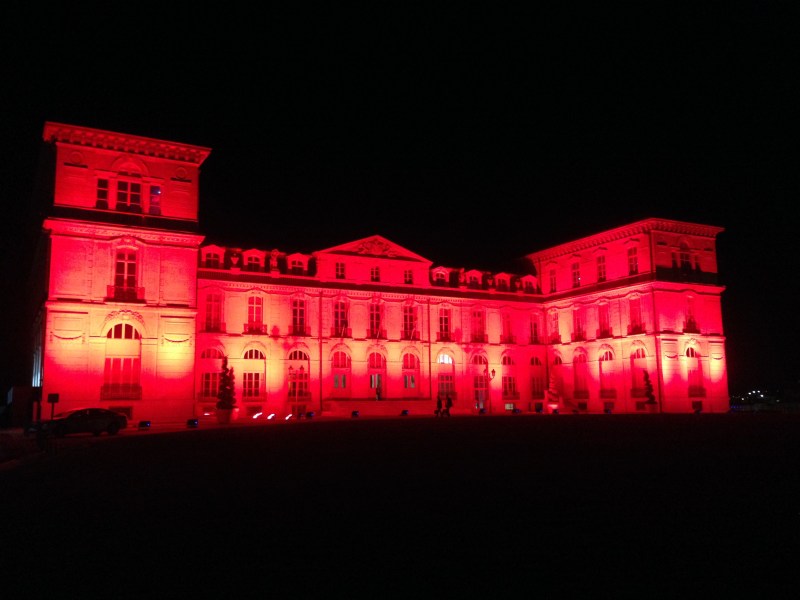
[527,218,725,262]
[43,122,211,165]
[43,218,205,246]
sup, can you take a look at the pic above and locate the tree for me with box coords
[216,356,236,410]
[643,370,656,404]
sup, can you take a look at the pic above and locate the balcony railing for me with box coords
[571,331,586,342]
[549,334,562,344]
[203,322,226,333]
[330,327,352,338]
[500,335,516,344]
[689,385,706,398]
[596,328,613,339]
[106,285,145,302]
[627,324,645,335]
[436,331,452,342]
[401,330,421,341]
[470,333,487,343]
[683,319,700,334]
[367,329,387,339]
[101,384,142,401]
[289,325,310,336]
[243,322,266,334]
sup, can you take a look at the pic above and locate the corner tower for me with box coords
[31,123,209,422]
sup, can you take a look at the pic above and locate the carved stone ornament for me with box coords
[355,238,396,257]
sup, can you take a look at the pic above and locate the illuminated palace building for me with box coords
[30,122,729,423]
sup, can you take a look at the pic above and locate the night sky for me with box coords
[2,5,797,397]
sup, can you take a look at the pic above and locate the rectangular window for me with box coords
[335,262,346,279]
[572,308,585,341]
[404,269,413,284]
[149,185,161,215]
[471,309,486,343]
[369,303,382,338]
[596,255,606,282]
[96,178,109,209]
[571,262,581,288]
[598,304,610,337]
[370,267,380,282]
[334,301,349,334]
[549,269,557,293]
[404,374,416,389]
[243,372,260,397]
[629,297,642,334]
[628,248,639,275]
[202,372,220,397]
[116,177,142,212]
[333,374,347,389]
[247,296,263,333]
[205,293,222,331]
[115,251,137,289]
[291,260,304,274]
[292,299,306,335]
[438,308,451,341]
[403,306,417,339]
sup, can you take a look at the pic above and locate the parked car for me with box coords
[30,408,128,437]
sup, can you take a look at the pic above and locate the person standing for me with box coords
[435,395,442,417]
[444,395,453,417]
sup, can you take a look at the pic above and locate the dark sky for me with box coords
[1,4,798,396]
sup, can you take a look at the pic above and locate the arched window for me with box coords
[402,353,420,396]
[201,348,224,359]
[599,349,616,398]
[103,323,142,400]
[332,351,351,397]
[687,347,705,397]
[437,353,456,399]
[368,352,386,398]
[242,349,265,399]
[630,346,647,396]
[573,350,589,400]
[501,355,517,400]
[530,356,545,399]
[288,350,310,414]
[472,355,489,410]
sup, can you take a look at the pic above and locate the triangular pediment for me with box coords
[316,235,431,264]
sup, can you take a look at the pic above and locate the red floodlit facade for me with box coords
[30,122,729,423]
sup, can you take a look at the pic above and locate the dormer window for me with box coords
[291,260,304,275]
[205,253,220,268]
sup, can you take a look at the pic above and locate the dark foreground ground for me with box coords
[2,413,799,597]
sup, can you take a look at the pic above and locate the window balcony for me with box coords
[106,285,145,302]
[331,327,352,338]
[243,323,266,335]
[470,333,487,343]
[549,334,562,344]
[289,325,310,337]
[571,331,586,343]
[500,335,516,344]
[101,384,142,401]
[689,385,706,398]
[367,329,387,339]
[683,319,700,334]
[596,328,613,339]
[627,324,645,335]
[436,331,452,342]
[203,322,226,333]
[401,330,420,341]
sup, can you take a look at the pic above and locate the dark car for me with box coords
[33,408,128,437]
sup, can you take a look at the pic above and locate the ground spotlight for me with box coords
[306,411,315,419]
[138,420,151,430]
[186,418,199,428]
[400,409,409,416]
[478,408,486,415]
[351,410,360,418]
